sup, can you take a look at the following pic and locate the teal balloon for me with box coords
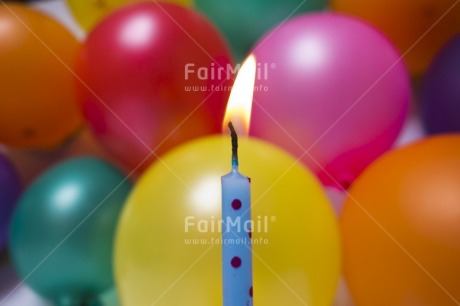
[100,287,120,306]
[9,157,132,306]
[195,0,329,60]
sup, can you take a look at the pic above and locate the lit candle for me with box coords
[221,55,256,306]
[222,121,253,306]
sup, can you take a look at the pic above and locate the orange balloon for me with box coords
[331,0,460,76]
[0,4,82,149]
[341,135,460,305]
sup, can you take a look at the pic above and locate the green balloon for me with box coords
[195,0,329,60]
[9,157,132,306]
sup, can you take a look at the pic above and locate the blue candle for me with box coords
[221,122,253,306]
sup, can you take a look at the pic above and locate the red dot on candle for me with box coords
[249,286,253,297]
[231,199,242,210]
[231,256,241,268]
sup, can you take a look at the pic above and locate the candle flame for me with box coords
[222,54,257,136]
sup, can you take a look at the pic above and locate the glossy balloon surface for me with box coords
[251,13,410,189]
[420,34,460,134]
[331,0,460,76]
[0,4,82,148]
[342,135,460,305]
[195,0,329,60]
[0,154,21,250]
[77,3,233,171]
[67,0,191,31]
[115,136,341,306]
[9,157,132,305]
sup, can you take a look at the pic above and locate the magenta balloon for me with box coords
[251,13,410,189]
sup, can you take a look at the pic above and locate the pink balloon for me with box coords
[251,13,410,189]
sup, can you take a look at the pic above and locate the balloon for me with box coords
[9,157,132,305]
[0,4,82,149]
[6,128,122,187]
[115,135,341,306]
[420,34,460,134]
[67,0,192,31]
[195,0,329,60]
[0,154,21,250]
[251,13,410,189]
[100,287,120,306]
[77,3,233,171]
[341,135,460,305]
[331,0,460,76]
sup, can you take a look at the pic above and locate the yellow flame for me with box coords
[222,54,257,136]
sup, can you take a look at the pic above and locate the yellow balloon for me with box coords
[67,0,192,31]
[115,136,341,305]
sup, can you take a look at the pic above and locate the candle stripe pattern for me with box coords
[222,169,253,306]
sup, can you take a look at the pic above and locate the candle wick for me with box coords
[228,121,238,167]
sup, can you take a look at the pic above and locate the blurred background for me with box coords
[1,0,459,305]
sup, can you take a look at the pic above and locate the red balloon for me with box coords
[77,3,233,170]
